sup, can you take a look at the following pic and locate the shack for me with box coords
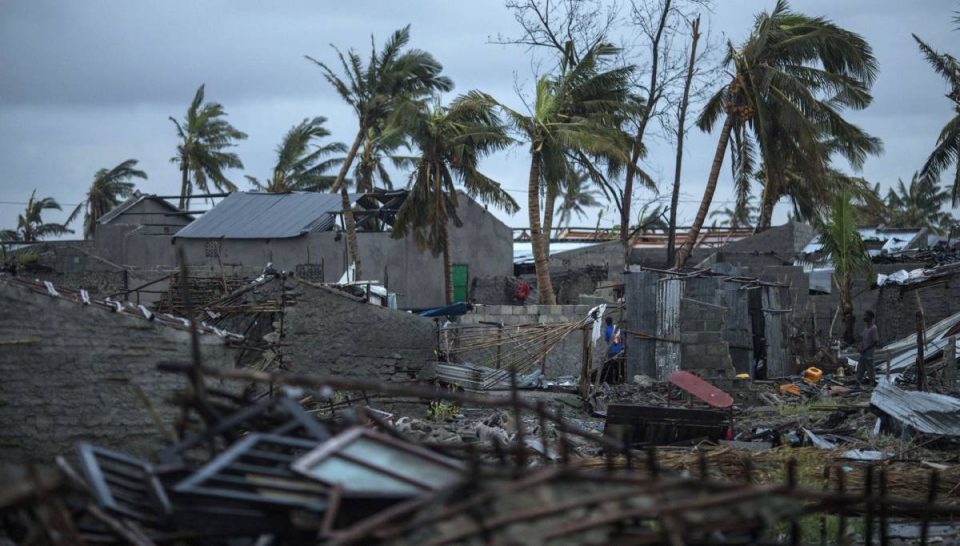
[623,265,793,381]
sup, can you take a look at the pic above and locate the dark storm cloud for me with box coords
[0,0,958,231]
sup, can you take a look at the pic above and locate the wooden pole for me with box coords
[580,325,592,399]
[916,309,927,392]
[945,336,957,390]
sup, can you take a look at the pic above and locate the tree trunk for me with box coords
[757,182,775,231]
[528,150,555,305]
[436,161,453,305]
[178,166,189,211]
[542,181,559,260]
[840,274,855,344]
[621,0,672,267]
[333,131,366,280]
[442,230,453,305]
[667,16,701,266]
[675,113,735,269]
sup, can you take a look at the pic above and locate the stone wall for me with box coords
[0,279,240,464]
[460,304,603,378]
[679,298,736,381]
[282,282,437,381]
[875,269,960,344]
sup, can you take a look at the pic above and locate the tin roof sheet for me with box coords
[173,192,358,239]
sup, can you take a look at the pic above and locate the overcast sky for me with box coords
[0,0,957,237]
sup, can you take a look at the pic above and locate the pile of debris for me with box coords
[6,364,960,545]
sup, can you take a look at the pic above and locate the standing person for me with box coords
[857,310,880,386]
[600,316,624,383]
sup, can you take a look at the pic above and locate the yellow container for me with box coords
[803,367,823,383]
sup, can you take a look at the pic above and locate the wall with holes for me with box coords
[0,279,240,465]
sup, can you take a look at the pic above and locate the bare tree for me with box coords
[497,0,718,271]
[666,16,701,265]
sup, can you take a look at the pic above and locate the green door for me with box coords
[452,264,469,303]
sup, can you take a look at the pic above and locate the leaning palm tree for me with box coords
[308,26,453,280]
[170,84,247,210]
[392,92,517,304]
[499,43,633,304]
[818,190,872,344]
[556,169,602,228]
[246,117,346,193]
[66,159,147,238]
[913,35,960,203]
[1,190,73,242]
[884,172,953,235]
[676,0,880,267]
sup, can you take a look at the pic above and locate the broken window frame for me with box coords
[291,428,464,498]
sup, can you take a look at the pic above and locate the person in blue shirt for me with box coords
[600,316,624,383]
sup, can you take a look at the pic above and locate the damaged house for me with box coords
[172,190,513,309]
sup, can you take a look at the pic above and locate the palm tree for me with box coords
[676,0,880,267]
[884,172,953,235]
[246,117,346,193]
[392,92,517,304]
[817,190,872,344]
[308,26,453,280]
[635,203,669,233]
[499,43,633,304]
[709,200,757,230]
[353,125,415,193]
[170,84,248,210]
[772,167,882,226]
[66,159,146,239]
[0,190,73,242]
[913,35,960,203]
[556,169,602,228]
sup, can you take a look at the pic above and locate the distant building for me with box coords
[94,192,193,268]
[172,190,513,309]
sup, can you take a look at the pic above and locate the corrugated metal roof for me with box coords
[803,227,925,255]
[173,192,358,239]
[99,193,183,225]
[871,382,960,437]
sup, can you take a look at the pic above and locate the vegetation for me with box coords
[0,190,73,242]
[709,199,757,230]
[246,117,346,193]
[913,32,960,203]
[392,93,517,304]
[499,43,633,304]
[170,84,248,210]
[883,172,953,235]
[67,159,147,239]
[352,125,413,193]
[309,25,453,281]
[817,190,872,344]
[677,0,880,267]
[556,169,602,228]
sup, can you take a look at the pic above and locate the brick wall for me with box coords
[0,279,240,464]
[461,304,603,378]
[282,283,437,381]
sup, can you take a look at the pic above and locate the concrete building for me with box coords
[172,191,513,309]
[93,192,193,268]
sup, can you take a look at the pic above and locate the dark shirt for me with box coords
[860,323,879,356]
[605,324,623,357]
